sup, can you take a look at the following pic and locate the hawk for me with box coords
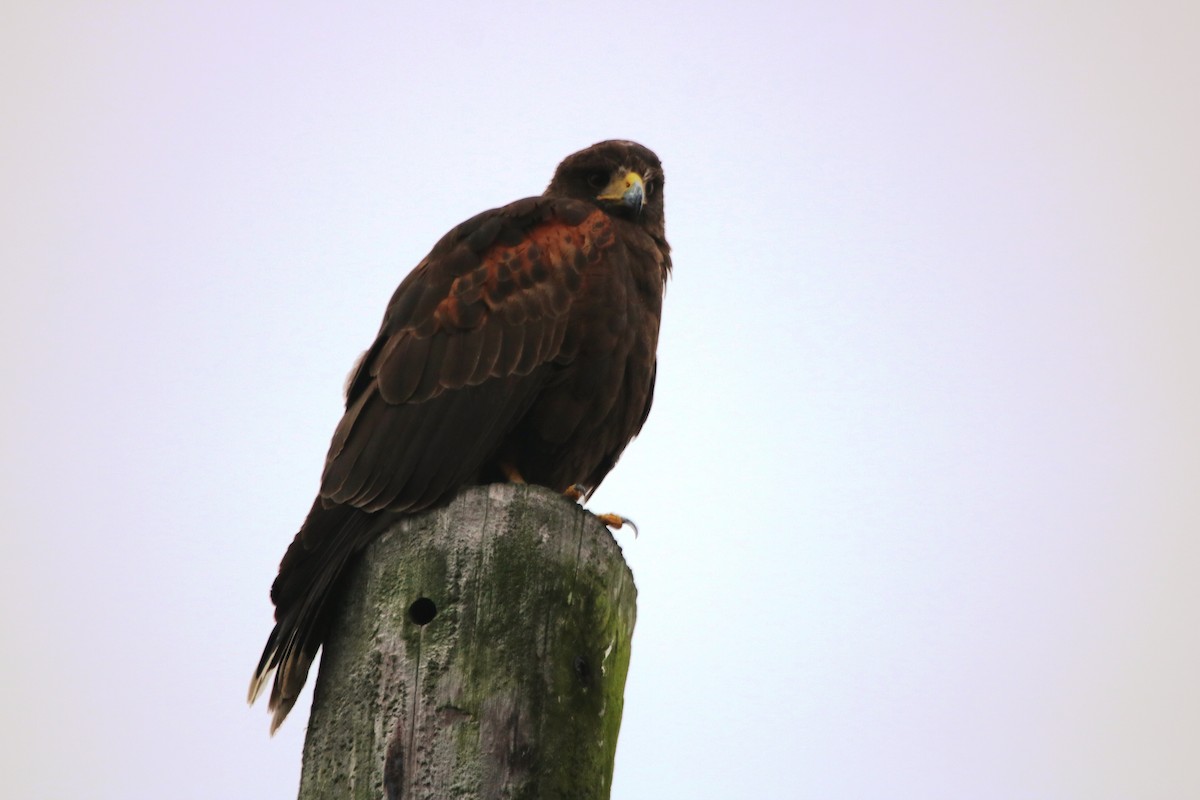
[249,140,671,732]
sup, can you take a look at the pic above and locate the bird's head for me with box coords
[546,140,665,232]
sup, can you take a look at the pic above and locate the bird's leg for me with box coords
[595,513,639,537]
[500,462,526,484]
[563,484,586,502]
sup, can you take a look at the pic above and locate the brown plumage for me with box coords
[249,140,671,732]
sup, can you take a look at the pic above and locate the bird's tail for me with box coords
[248,499,391,733]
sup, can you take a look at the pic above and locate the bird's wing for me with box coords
[318,196,617,513]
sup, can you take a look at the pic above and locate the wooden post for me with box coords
[296,483,638,800]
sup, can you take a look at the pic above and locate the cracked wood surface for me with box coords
[297,484,637,800]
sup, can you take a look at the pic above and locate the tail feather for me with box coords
[248,499,393,733]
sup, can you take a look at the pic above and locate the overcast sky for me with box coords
[4,2,1198,798]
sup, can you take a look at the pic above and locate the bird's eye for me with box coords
[586,171,608,189]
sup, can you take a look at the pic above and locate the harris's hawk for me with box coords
[249,140,671,732]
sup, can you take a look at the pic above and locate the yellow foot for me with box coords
[596,513,639,537]
[500,462,526,484]
[563,484,586,502]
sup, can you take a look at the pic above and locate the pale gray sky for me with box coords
[4,2,1198,798]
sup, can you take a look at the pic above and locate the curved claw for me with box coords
[563,484,586,502]
[596,513,638,537]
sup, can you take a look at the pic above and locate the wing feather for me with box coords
[493,320,525,376]
[412,333,450,401]
[375,335,428,403]
[471,323,504,383]
[440,325,485,389]
[513,317,546,375]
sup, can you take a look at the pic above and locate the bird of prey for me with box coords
[249,140,671,732]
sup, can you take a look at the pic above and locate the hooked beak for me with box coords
[597,170,645,213]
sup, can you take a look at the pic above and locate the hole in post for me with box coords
[573,655,591,682]
[408,597,437,626]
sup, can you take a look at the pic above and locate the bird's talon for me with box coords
[563,484,585,502]
[596,513,638,537]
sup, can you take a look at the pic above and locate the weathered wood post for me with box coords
[297,483,637,800]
